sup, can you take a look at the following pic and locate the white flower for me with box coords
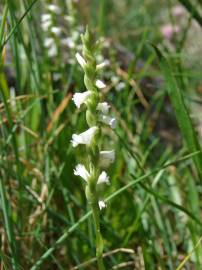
[44,37,54,48]
[96,60,109,70]
[111,76,120,84]
[99,115,116,129]
[47,44,57,57]
[96,54,104,63]
[98,200,106,210]
[41,20,52,31]
[76,44,83,51]
[48,4,61,14]
[53,73,61,81]
[97,171,110,185]
[72,31,80,41]
[74,164,90,182]
[64,15,74,23]
[116,82,125,92]
[41,14,52,23]
[97,102,110,114]
[72,91,91,108]
[76,52,86,68]
[71,126,98,147]
[51,27,61,36]
[100,150,115,163]
[62,37,75,49]
[96,80,106,89]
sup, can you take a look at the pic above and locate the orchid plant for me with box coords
[71,26,116,270]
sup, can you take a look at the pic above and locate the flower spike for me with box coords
[72,27,116,269]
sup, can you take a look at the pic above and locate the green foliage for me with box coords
[153,45,202,180]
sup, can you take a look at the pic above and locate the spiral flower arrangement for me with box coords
[71,26,116,270]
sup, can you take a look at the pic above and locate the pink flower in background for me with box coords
[160,24,180,40]
[172,5,185,17]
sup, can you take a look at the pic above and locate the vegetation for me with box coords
[1,0,202,269]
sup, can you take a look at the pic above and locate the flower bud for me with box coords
[76,52,86,68]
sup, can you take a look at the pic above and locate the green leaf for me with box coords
[153,45,202,180]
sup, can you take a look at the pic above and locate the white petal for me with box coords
[76,53,86,68]
[109,118,116,129]
[44,37,54,48]
[41,14,52,23]
[53,73,61,81]
[47,44,57,57]
[99,115,116,129]
[97,171,110,185]
[116,82,125,92]
[41,20,52,31]
[111,76,120,84]
[62,38,75,48]
[96,80,106,89]
[74,164,90,182]
[100,150,115,163]
[71,134,81,147]
[96,60,109,70]
[98,200,106,210]
[72,31,80,41]
[72,91,91,108]
[51,27,61,36]
[64,15,74,23]
[97,102,110,114]
[71,126,98,147]
[48,4,61,14]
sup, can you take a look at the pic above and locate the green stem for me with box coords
[0,173,18,269]
[92,203,105,270]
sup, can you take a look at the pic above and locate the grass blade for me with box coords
[0,172,19,269]
[1,0,39,50]
[176,236,202,270]
[153,46,202,180]
[0,4,8,48]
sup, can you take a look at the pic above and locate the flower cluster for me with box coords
[41,1,83,65]
[41,4,62,57]
[71,27,116,210]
